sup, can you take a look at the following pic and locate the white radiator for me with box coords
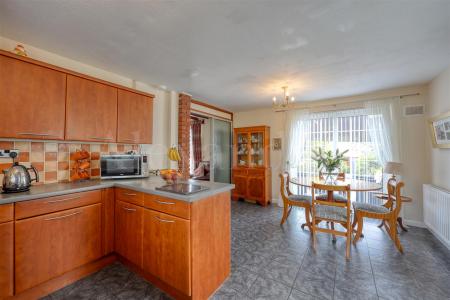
[423,184,450,249]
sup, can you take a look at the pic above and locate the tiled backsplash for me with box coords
[0,141,139,185]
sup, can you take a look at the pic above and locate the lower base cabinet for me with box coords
[143,209,191,296]
[115,200,143,268]
[0,222,13,298]
[15,203,102,293]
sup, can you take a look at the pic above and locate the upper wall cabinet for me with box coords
[0,55,66,140]
[66,75,118,142]
[117,89,153,144]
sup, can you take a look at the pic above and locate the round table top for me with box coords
[290,177,382,192]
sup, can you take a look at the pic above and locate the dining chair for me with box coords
[352,178,405,253]
[317,172,347,202]
[279,172,312,231]
[311,182,352,259]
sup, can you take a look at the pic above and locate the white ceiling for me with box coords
[1,1,449,111]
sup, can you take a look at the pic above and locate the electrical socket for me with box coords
[0,149,20,158]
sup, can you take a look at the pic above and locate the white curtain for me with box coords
[283,109,311,172]
[365,97,402,166]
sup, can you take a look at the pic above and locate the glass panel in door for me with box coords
[212,119,232,183]
[250,132,264,167]
[236,132,249,167]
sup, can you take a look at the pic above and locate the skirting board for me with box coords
[424,224,450,250]
[404,219,426,228]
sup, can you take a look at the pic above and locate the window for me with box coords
[289,111,383,203]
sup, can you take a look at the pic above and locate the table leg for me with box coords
[397,217,408,232]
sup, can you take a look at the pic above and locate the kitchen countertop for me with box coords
[0,176,235,204]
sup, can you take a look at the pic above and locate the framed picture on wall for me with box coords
[429,110,450,149]
[273,138,282,151]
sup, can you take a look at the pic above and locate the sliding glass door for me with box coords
[211,118,232,183]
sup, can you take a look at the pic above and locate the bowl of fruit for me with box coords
[160,169,182,184]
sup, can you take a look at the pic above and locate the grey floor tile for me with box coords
[288,288,318,300]
[374,275,422,300]
[247,276,292,300]
[260,257,301,286]
[221,267,258,294]
[294,269,335,300]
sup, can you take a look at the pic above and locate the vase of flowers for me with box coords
[312,148,348,183]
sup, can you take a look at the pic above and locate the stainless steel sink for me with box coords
[155,183,209,195]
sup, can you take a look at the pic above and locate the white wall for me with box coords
[429,66,450,191]
[234,85,430,224]
[0,36,176,170]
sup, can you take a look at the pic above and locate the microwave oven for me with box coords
[100,154,149,179]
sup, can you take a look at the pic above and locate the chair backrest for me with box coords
[311,182,352,219]
[387,178,404,217]
[279,172,291,206]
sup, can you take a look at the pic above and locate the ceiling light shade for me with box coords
[272,86,295,110]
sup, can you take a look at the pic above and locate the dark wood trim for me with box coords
[8,254,116,300]
[191,99,233,120]
[0,50,154,99]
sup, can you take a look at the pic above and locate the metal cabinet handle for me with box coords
[154,200,175,205]
[90,137,113,141]
[44,211,81,221]
[123,193,137,196]
[47,196,81,203]
[122,207,136,212]
[154,216,175,223]
[19,132,56,137]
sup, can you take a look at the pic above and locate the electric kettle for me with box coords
[2,152,39,193]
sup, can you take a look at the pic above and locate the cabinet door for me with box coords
[66,75,118,142]
[232,170,247,199]
[117,90,153,144]
[115,200,143,267]
[0,55,66,140]
[247,175,265,202]
[15,204,102,293]
[102,188,115,256]
[143,209,191,296]
[0,222,13,299]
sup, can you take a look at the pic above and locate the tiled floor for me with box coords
[44,201,450,300]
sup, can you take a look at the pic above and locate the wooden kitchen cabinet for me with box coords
[0,55,66,140]
[143,209,191,296]
[65,75,118,142]
[15,203,102,293]
[102,188,115,256]
[117,89,153,144]
[232,126,272,206]
[115,200,143,268]
[0,204,13,299]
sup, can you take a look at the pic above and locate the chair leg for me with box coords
[353,214,364,244]
[280,204,289,226]
[287,206,293,218]
[302,206,312,232]
[352,214,358,230]
[390,218,404,253]
[346,226,351,259]
[331,222,336,243]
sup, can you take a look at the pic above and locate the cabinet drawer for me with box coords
[15,190,101,220]
[232,168,247,176]
[115,188,144,206]
[0,204,13,223]
[247,168,265,176]
[144,194,190,220]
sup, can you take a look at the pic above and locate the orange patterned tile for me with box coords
[14,141,30,152]
[91,168,100,177]
[45,171,57,182]
[0,141,14,149]
[117,144,125,152]
[58,143,69,152]
[31,162,44,172]
[18,152,29,162]
[81,144,90,151]
[0,163,11,173]
[100,144,109,153]
[58,161,69,170]
[31,142,44,152]
[30,151,44,162]
[45,161,57,172]
[45,152,57,161]
[91,152,100,160]
[132,144,139,151]
[58,152,69,162]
